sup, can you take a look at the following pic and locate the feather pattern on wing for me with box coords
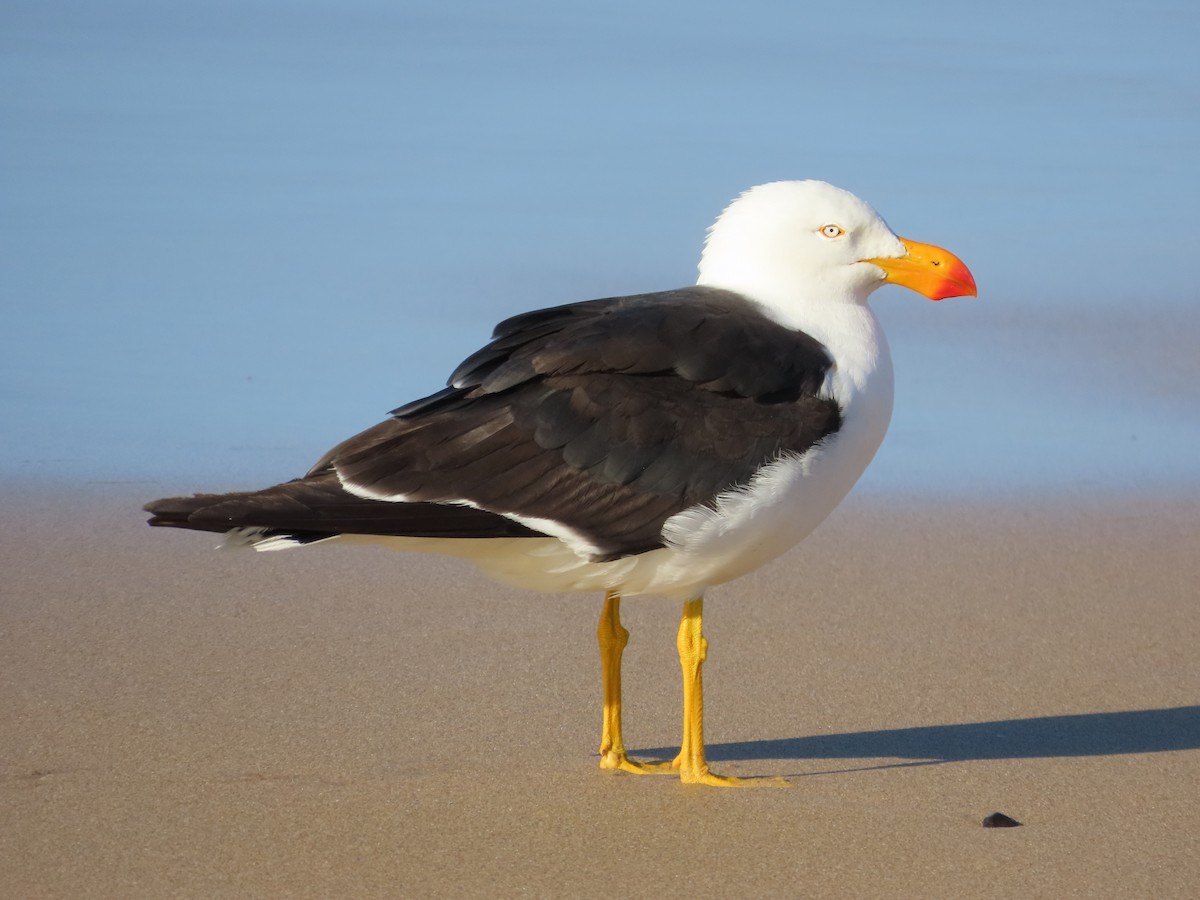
[315,286,842,559]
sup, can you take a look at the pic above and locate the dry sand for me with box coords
[3,483,1199,898]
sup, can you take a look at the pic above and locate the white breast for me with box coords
[652,302,894,590]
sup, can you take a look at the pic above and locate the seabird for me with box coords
[145,180,977,786]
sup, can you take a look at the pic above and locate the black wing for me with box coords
[146,287,841,560]
[312,286,841,559]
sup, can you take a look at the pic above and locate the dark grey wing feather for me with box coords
[146,287,841,560]
[326,286,841,559]
[145,472,542,541]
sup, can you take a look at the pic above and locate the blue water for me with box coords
[3,0,1198,493]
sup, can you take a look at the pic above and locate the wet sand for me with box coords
[3,484,1198,898]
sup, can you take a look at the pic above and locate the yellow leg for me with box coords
[673,597,789,787]
[597,590,672,775]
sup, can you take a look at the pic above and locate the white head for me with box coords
[696,180,975,320]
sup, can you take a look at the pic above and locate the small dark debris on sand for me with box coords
[982,812,1022,828]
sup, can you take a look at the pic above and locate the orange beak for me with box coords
[865,237,977,301]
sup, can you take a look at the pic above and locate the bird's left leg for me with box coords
[670,596,760,787]
[597,590,672,774]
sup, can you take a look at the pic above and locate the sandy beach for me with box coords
[3,483,1198,898]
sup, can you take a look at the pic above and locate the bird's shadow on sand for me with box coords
[639,705,1200,775]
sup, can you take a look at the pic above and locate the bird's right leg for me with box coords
[597,590,672,774]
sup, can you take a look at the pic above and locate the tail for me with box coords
[144,475,348,549]
[144,472,543,551]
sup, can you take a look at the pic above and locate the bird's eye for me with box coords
[820,224,845,238]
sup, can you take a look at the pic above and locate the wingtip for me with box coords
[143,493,215,527]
